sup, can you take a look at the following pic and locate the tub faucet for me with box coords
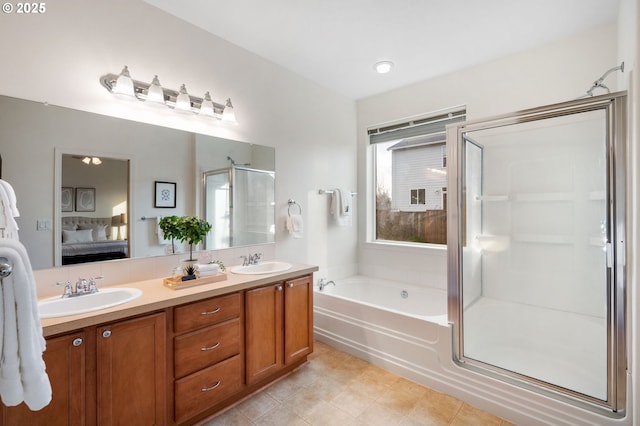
[317,278,335,291]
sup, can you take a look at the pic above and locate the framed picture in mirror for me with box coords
[75,187,96,212]
[61,187,73,212]
[155,181,176,208]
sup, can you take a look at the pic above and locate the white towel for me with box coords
[286,214,304,238]
[330,188,352,227]
[0,180,19,218]
[156,216,170,245]
[0,239,51,410]
[0,180,20,240]
[197,263,220,273]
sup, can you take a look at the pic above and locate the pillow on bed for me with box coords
[62,229,94,243]
[77,224,108,241]
[62,223,77,232]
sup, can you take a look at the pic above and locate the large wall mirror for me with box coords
[0,95,275,270]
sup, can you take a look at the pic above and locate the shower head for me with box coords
[580,62,625,98]
[227,156,251,167]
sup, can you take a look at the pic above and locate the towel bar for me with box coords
[318,189,357,196]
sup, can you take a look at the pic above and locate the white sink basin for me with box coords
[38,287,143,318]
[229,261,292,275]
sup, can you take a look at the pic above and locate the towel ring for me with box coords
[287,199,302,216]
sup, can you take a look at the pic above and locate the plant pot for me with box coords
[181,274,197,282]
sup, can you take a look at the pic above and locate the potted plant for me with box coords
[176,216,212,262]
[158,215,181,254]
[182,264,198,281]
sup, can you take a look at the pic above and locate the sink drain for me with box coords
[401,290,408,299]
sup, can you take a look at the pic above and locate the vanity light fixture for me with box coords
[222,98,236,123]
[175,84,192,112]
[199,92,215,117]
[146,75,165,105]
[374,60,394,74]
[99,66,237,123]
[112,66,135,96]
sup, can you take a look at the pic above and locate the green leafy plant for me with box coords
[183,264,197,276]
[176,216,212,261]
[158,215,181,254]
[209,259,225,271]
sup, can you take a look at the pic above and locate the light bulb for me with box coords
[175,84,192,112]
[146,75,165,105]
[222,98,236,123]
[199,91,215,117]
[82,157,91,164]
[374,61,394,74]
[92,157,102,165]
[113,65,135,96]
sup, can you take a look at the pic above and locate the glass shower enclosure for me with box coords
[447,93,627,414]
[203,165,275,249]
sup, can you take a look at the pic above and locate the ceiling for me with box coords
[144,0,620,100]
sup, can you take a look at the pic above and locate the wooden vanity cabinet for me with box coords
[0,312,166,426]
[172,292,243,424]
[245,275,313,385]
[96,312,166,426]
[0,331,86,426]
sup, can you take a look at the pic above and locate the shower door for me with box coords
[203,166,275,249]
[447,93,626,413]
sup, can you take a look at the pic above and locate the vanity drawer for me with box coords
[174,318,241,378]
[174,292,241,333]
[174,355,242,423]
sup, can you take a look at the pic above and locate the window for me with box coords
[369,109,465,245]
[410,189,426,205]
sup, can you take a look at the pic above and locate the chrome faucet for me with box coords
[59,276,103,298]
[317,278,335,291]
[241,253,262,266]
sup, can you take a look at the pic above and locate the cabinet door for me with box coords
[284,275,313,364]
[97,313,166,426]
[245,284,283,385]
[0,332,86,426]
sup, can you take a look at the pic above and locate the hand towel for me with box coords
[0,180,19,217]
[286,214,304,238]
[197,263,220,273]
[0,180,20,240]
[156,216,170,245]
[0,239,51,410]
[330,188,352,227]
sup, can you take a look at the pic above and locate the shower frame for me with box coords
[446,92,627,415]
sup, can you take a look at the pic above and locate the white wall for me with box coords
[0,0,357,274]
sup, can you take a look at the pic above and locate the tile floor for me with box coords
[201,342,515,425]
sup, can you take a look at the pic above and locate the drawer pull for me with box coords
[201,342,221,351]
[201,380,221,392]
[201,307,221,315]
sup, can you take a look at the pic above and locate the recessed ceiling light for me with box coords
[374,61,394,74]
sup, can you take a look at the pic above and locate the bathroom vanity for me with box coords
[0,264,316,426]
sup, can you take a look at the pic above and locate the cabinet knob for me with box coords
[72,337,83,347]
[288,282,294,288]
[276,285,283,291]
[201,380,221,392]
[102,330,112,338]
